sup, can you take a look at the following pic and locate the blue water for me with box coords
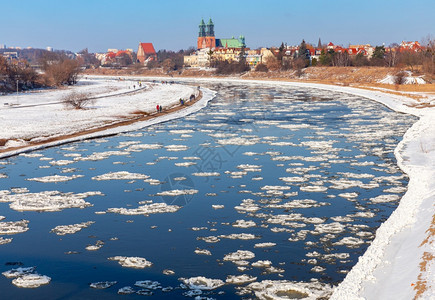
[0,82,416,299]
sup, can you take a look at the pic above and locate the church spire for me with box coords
[199,19,206,37]
[206,18,214,37]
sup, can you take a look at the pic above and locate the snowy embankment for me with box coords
[0,77,216,158]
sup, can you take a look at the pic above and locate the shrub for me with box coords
[62,91,94,109]
[255,63,268,72]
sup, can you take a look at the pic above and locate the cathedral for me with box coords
[197,18,245,50]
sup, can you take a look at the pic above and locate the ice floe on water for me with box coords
[232,219,256,228]
[27,174,84,183]
[195,248,212,256]
[92,171,149,181]
[192,172,220,177]
[226,274,257,284]
[12,274,51,288]
[107,202,181,215]
[108,256,153,269]
[3,267,51,288]
[1,190,102,212]
[50,221,94,235]
[2,267,36,278]
[369,194,400,203]
[0,220,29,234]
[155,189,198,197]
[180,276,225,290]
[239,279,333,299]
[254,242,277,248]
[165,144,189,152]
[85,240,104,251]
[223,250,255,262]
[90,281,117,289]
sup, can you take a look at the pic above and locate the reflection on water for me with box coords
[0,82,416,299]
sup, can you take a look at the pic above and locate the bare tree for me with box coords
[62,91,94,109]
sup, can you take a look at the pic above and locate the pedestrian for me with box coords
[156,105,159,112]
[159,105,162,112]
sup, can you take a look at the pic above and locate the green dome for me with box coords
[200,19,205,26]
[207,18,214,25]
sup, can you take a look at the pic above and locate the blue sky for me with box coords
[1,0,433,52]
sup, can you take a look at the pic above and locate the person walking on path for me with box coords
[159,105,162,112]
[156,105,159,112]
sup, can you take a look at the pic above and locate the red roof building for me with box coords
[137,42,157,64]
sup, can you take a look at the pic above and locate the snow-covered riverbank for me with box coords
[0,77,216,158]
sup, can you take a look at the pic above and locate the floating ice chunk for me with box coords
[237,164,262,172]
[27,174,84,183]
[118,286,135,294]
[329,179,363,190]
[194,248,212,256]
[369,194,400,203]
[314,222,346,234]
[175,162,196,167]
[6,191,100,212]
[50,221,94,235]
[126,144,162,152]
[197,236,220,243]
[134,280,161,289]
[254,242,276,248]
[252,260,272,268]
[333,237,365,248]
[20,153,44,158]
[163,269,175,276]
[86,240,104,251]
[279,176,307,183]
[226,274,257,284]
[261,185,291,191]
[219,233,258,240]
[0,237,12,244]
[338,192,359,199]
[77,151,130,161]
[338,172,375,179]
[181,276,225,290]
[277,124,311,130]
[155,189,198,197]
[234,199,260,212]
[223,250,255,261]
[232,220,256,228]
[0,220,29,234]
[212,205,224,209]
[311,266,326,273]
[170,129,195,135]
[144,178,163,185]
[0,173,7,179]
[12,274,51,288]
[174,176,187,181]
[92,171,149,181]
[90,281,117,289]
[49,160,74,166]
[383,186,407,193]
[2,267,36,278]
[165,145,189,152]
[244,279,333,300]
[192,172,220,177]
[183,156,201,160]
[217,137,259,146]
[107,202,181,215]
[300,185,327,192]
